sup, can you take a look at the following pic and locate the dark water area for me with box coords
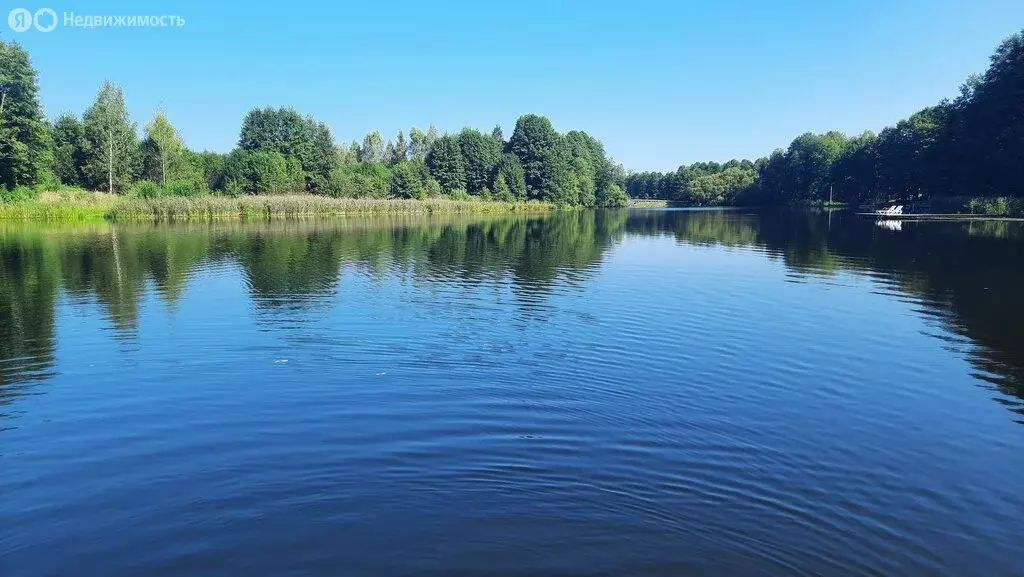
[1,209,1022,576]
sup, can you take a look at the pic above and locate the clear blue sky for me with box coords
[10,0,1024,171]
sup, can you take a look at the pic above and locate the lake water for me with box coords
[1,209,1022,576]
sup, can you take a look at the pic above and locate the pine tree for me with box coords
[426,135,466,193]
[389,130,408,164]
[52,113,86,187]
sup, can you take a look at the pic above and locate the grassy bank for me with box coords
[629,199,671,208]
[0,191,552,222]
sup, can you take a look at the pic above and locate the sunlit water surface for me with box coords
[1,210,1022,576]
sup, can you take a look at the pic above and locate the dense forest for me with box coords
[2,30,1022,209]
[0,41,628,207]
[625,30,1024,209]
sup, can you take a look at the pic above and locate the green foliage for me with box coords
[220,149,304,195]
[359,131,386,164]
[688,167,757,206]
[0,185,39,203]
[409,127,428,160]
[6,32,1024,211]
[237,107,336,193]
[81,82,139,193]
[956,31,1024,197]
[51,113,87,188]
[238,107,310,156]
[223,178,245,197]
[325,162,392,198]
[425,177,442,198]
[495,153,527,201]
[629,30,1024,207]
[564,131,602,207]
[141,109,185,185]
[458,128,502,193]
[448,188,472,201]
[390,160,430,199]
[493,173,513,202]
[599,183,628,207]
[966,197,1024,216]
[388,130,408,165]
[195,150,228,190]
[0,41,51,189]
[129,180,162,199]
[508,114,561,200]
[306,120,338,192]
[426,135,467,193]
[164,179,201,197]
[338,141,360,165]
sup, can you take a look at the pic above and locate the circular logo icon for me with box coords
[33,8,57,32]
[8,8,32,32]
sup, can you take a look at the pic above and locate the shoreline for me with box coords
[0,192,553,222]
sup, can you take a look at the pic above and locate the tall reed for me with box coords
[0,193,552,222]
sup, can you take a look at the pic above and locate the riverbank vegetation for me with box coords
[0,190,547,222]
[0,41,628,212]
[3,31,1021,214]
[625,30,1024,212]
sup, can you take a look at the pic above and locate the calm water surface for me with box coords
[1,210,1022,576]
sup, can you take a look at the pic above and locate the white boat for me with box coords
[874,205,903,216]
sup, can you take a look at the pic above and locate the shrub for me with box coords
[390,160,430,200]
[0,185,39,203]
[219,149,304,195]
[598,183,629,207]
[448,188,471,201]
[325,163,391,198]
[425,178,443,198]
[223,178,245,197]
[164,179,201,197]
[128,180,162,199]
[966,197,1024,216]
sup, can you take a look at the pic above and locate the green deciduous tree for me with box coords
[219,148,303,194]
[507,114,562,201]
[390,159,430,199]
[81,82,139,193]
[141,109,184,185]
[458,127,502,193]
[236,107,335,192]
[325,162,391,198]
[339,141,360,165]
[495,153,527,201]
[360,131,385,164]
[409,127,428,160]
[599,183,628,207]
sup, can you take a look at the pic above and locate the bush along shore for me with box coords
[0,190,552,222]
[3,30,1023,213]
[0,40,629,210]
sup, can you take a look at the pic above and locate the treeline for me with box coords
[627,30,1024,207]
[0,41,628,207]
